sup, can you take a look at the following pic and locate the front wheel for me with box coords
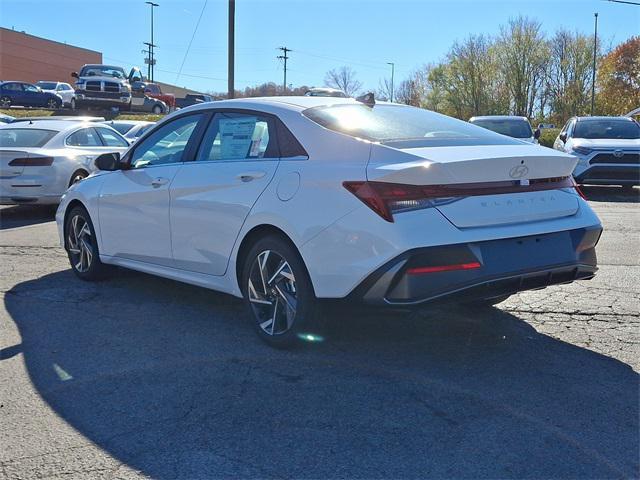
[64,206,108,281]
[47,98,60,109]
[242,235,320,348]
[70,98,77,110]
[0,96,11,108]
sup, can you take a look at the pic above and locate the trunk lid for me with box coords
[367,143,580,228]
[367,144,577,185]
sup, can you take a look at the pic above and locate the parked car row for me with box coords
[1,95,635,347]
[469,114,639,188]
[0,117,158,206]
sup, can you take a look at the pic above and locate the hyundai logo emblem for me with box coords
[509,165,529,179]
[613,149,624,158]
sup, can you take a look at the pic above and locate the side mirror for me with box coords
[131,81,145,92]
[95,152,121,171]
[534,128,541,140]
[71,72,79,79]
[559,133,567,143]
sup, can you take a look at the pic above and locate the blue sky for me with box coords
[1,0,638,93]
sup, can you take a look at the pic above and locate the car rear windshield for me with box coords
[573,119,640,139]
[471,118,533,139]
[302,104,522,147]
[36,82,57,90]
[109,123,136,135]
[0,129,57,148]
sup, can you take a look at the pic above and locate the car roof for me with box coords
[182,95,362,114]
[2,120,106,132]
[81,64,123,69]
[469,115,529,121]
[11,116,105,123]
[575,116,635,122]
[104,120,152,126]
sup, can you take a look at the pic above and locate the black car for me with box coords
[0,81,63,109]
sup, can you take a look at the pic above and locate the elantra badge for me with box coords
[509,164,529,179]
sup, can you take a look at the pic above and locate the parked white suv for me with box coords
[35,81,75,108]
[553,116,640,187]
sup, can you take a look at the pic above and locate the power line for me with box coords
[603,0,640,5]
[175,0,208,84]
[277,46,291,93]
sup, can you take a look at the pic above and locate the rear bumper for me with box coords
[0,194,61,205]
[575,165,640,186]
[348,226,601,306]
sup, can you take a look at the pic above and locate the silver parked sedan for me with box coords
[0,120,129,205]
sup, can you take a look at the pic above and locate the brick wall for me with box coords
[0,27,102,84]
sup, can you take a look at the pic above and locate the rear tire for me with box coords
[0,96,11,108]
[64,206,108,281]
[152,105,163,114]
[241,235,320,348]
[69,170,88,187]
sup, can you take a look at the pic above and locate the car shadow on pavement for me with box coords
[0,205,56,230]
[581,185,638,203]
[3,269,639,479]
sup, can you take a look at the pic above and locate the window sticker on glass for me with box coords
[219,117,257,159]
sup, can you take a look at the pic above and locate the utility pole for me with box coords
[143,42,155,80]
[591,12,598,116]
[277,47,291,93]
[228,0,235,98]
[146,2,159,81]
[387,62,395,102]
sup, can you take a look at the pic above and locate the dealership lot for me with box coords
[0,188,638,479]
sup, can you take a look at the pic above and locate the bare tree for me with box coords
[377,77,394,101]
[496,16,548,117]
[324,66,362,96]
[546,29,597,120]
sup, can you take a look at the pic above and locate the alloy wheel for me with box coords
[47,99,58,109]
[247,250,297,336]
[67,214,93,273]
[0,97,11,108]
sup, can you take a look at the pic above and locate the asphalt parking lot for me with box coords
[0,187,638,480]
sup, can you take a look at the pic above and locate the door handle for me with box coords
[236,171,266,183]
[151,177,169,187]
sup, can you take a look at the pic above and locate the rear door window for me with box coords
[196,112,276,162]
[66,128,102,147]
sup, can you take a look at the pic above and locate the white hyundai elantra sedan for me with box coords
[0,120,129,205]
[55,96,602,347]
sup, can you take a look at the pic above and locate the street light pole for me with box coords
[228,0,235,98]
[146,2,159,82]
[590,12,598,116]
[387,62,395,102]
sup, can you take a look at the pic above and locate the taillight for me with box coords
[8,157,54,167]
[574,184,587,200]
[343,181,462,222]
[343,177,579,222]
